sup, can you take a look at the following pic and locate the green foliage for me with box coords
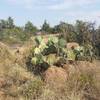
[0,17,99,58]
[0,19,8,29]
[75,20,95,45]
[0,28,29,44]
[22,77,44,99]
[0,17,14,29]
[7,17,14,29]
[41,20,52,33]
[31,35,95,71]
[83,44,94,62]
[45,54,57,65]
[58,38,66,48]
[25,21,37,34]
[67,49,76,61]
[54,22,76,42]
[31,36,68,68]
[0,17,38,44]
[31,54,44,65]
[74,46,85,60]
[35,36,43,45]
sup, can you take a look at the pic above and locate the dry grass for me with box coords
[0,42,100,100]
[0,42,16,76]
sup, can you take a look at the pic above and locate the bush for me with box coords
[21,77,44,99]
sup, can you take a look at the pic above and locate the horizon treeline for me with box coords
[0,17,100,57]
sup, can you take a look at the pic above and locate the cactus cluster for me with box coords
[31,36,67,67]
[31,36,94,68]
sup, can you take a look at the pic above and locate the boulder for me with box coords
[67,42,79,49]
[44,66,68,87]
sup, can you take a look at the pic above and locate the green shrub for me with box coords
[22,77,44,99]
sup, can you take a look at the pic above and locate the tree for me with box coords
[55,22,77,42]
[0,22,2,31]
[25,21,37,34]
[95,26,100,57]
[75,20,95,45]
[52,25,61,33]
[0,19,8,29]
[7,17,14,29]
[0,17,14,30]
[41,20,51,33]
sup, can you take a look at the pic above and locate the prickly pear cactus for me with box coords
[35,36,43,45]
[30,35,94,73]
[45,54,57,65]
[58,38,66,48]
[31,54,44,65]
[31,36,67,66]
[67,49,76,61]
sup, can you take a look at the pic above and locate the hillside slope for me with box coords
[0,41,100,100]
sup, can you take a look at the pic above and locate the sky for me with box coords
[0,0,100,27]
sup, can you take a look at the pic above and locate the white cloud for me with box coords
[48,0,100,10]
[7,0,35,9]
[5,0,100,24]
[61,10,100,26]
[7,0,33,4]
[74,12,99,20]
[6,0,100,10]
